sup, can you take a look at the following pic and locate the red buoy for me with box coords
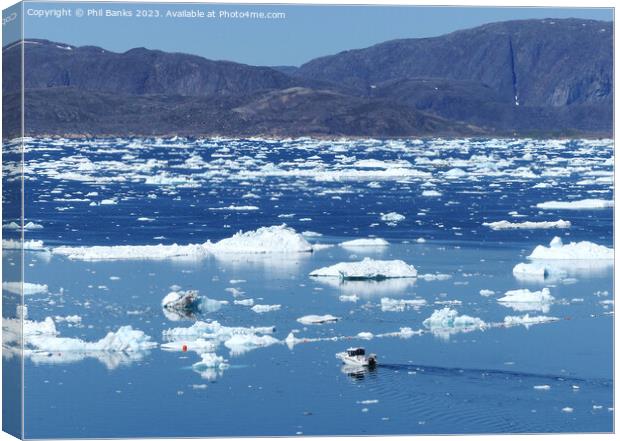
[182,344,188,352]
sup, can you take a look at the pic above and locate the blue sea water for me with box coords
[3,137,614,437]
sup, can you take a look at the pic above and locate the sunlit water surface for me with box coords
[3,137,612,437]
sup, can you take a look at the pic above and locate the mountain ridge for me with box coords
[2,18,613,138]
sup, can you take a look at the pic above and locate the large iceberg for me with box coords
[205,225,313,254]
[309,257,417,280]
[527,237,613,260]
[52,225,314,260]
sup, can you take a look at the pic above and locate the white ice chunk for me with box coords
[192,352,229,369]
[206,224,313,254]
[27,325,157,353]
[3,282,48,295]
[536,199,613,210]
[380,212,405,223]
[310,257,417,280]
[528,237,613,260]
[224,334,279,355]
[53,243,210,260]
[512,263,549,279]
[497,288,554,313]
[380,297,426,312]
[160,338,216,353]
[52,225,314,260]
[162,290,201,310]
[163,320,275,341]
[3,221,43,230]
[297,314,340,325]
[423,308,486,339]
[503,314,559,328]
[251,304,281,313]
[483,220,571,230]
[3,239,46,251]
[340,238,389,248]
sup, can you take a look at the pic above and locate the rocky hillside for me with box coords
[2,19,613,138]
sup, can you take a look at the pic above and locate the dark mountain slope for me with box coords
[296,19,612,108]
[4,87,480,137]
[2,18,613,138]
[3,39,299,97]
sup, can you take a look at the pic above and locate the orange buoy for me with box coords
[182,344,188,352]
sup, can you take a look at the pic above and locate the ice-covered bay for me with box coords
[11,136,613,437]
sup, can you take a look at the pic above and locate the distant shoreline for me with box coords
[4,132,614,142]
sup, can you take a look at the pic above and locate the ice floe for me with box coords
[527,237,613,260]
[251,304,281,313]
[163,320,275,342]
[380,212,405,223]
[162,320,277,356]
[339,238,389,248]
[309,257,417,280]
[192,352,229,370]
[2,282,49,295]
[160,338,216,353]
[3,239,46,251]
[162,290,201,311]
[28,325,157,353]
[297,314,340,325]
[417,273,451,281]
[380,297,426,312]
[422,308,486,339]
[53,243,210,260]
[511,262,567,283]
[12,315,157,368]
[536,199,613,210]
[483,220,571,230]
[205,225,313,254]
[503,314,559,329]
[224,334,279,355]
[52,225,315,260]
[497,288,555,313]
[3,221,43,230]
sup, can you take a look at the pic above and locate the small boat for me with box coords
[336,347,377,367]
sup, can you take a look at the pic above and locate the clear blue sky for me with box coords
[21,2,613,66]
